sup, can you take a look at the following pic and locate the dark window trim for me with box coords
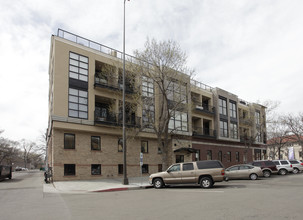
[64,164,76,176]
[91,136,101,151]
[64,133,75,149]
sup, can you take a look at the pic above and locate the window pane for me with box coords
[69,103,78,110]
[79,68,88,75]
[79,90,88,98]
[79,112,87,119]
[69,65,78,72]
[70,59,79,66]
[69,95,78,103]
[91,136,101,150]
[79,62,88,69]
[91,164,101,175]
[70,53,79,60]
[79,75,88,82]
[80,56,88,63]
[69,72,78,79]
[69,110,78,117]
[69,88,78,96]
[64,134,75,149]
[79,104,87,111]
[79,97,88,104]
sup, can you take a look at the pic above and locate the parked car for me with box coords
[0,165,12,181]
[249,160,278,178]
[149,160,226,189]
[225,164,263,180]
[272,160,294,175]
[288,160,303,174]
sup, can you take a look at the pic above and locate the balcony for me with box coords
[192,101,215,115]
[192,127,216,139]
[240,135,254,144]
[94,75,135,94]
[95,111,141,128]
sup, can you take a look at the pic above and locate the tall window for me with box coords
[230,122,238,139]
[207,150,212,160]
[218,151,222,162]
[118,138,123,152]
[236,152,240,162]
[176,155,184,163]
[142,164,149,173]
[64,133,75,149]
[220,120,228,137]
[169,111,188,131]
[68,88,88,119]
[255,111,260,125]
[219,97,227,116]
[167,81,187,104]
[227,151,231,162]
[118,164,123,174]
[91,164,101,175]
[141,141,148,153]
[229,101,237,118]
[69,52,88,82]
[142,76,155,127]
[91,136,101,150]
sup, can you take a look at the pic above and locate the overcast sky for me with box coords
[0,0,302,141]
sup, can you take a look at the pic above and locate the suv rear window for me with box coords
[273,161,280,165]
[289,160,299,164]
[264,161,275,166]
[196,161,223,169]
[280,161,288,165]
[252,162,261,167]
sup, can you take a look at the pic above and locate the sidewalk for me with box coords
[43,176,152,194]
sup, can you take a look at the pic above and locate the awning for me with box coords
[174,147,198,153]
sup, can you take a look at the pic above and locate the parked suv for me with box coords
[149,160,225,189]
[273,160,294,175]
[249,160,278,178]
[288,160,303,174]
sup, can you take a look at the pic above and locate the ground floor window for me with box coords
[91,164,101,175]
[142,164,149,173]
[158,164,162,172]
[176,155,184,163]
[227,152,231,162]
[207,150,212,160]
[236,152,240,162]
[64,164,75,176]
[218,151,222,162]
[118,164,123,174]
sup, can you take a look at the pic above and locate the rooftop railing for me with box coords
[57,29,214,92]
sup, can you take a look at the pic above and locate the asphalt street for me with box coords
[1,170,303,220]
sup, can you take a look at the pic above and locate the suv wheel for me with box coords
[263,170,271,178]
[279,169,287,175]
[153,178,164,189]
[249,173,258,180]
[200,177,213,188]
[292,168,299,174]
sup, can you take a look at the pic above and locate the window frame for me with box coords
[64,133,75,149]
[220,120,228,138]
[91,164,101,175]
[141,141,148,153]
[64,164,76,176]
[219,97,227,116]
[227,151,231,162]
[68,88,88,119]
[91,136,101,151]
[69,52,89,82]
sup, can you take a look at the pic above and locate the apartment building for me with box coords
[47,29,267,181]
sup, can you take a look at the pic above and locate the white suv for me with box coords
[272,160,294,175]
[288,160,303,174]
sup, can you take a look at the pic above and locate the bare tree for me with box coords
[19,139,42,168]
[128,38,194,169]
[281,113,303,157]
[0,130,19,165]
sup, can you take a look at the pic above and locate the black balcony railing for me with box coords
[192,102,215,115]
[94,75,135,94]
[95,111,141,128]
[240,135,254,143]
[192,127,216,138]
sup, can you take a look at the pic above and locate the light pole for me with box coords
[122,0,129,185]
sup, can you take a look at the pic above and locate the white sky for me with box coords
[0,0,302,141]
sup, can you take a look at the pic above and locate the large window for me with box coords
[169,111,188,131]
[220,120,228,137]
[69,52,88,82]
[229,101,237,118]
[142,76,155,127]
[142,76,154,97]
[167,81,187,104]
[91,164,101,175]
[64,133,75,149]
[91,136,101,150]
[118,138,123,152]
[219,97,227,116]
[64,164,75,176]
[230,122,238,139]
[255,111,260,125]
[142,164,149,174]
[141,141,148,153]
[68,88,88,119]
[207,150,212,160]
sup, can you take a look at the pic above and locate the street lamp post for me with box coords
[122,0,129,185]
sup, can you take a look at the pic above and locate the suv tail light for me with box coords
[290,165,292,168]
[221,169,225,176]
[301,163,303,166]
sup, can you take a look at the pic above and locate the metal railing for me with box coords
[192,101,215,114]
[190,79,213,92]
[57,29,215,94]
[95,111,141,128]
[192,127,216,138]
[94,75,135,94]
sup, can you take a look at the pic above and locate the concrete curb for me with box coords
[92,185,153,193]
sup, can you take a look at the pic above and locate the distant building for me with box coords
[47,29,267,181]
[267,135,303,160]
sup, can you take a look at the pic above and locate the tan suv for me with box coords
[149,160,225,189]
